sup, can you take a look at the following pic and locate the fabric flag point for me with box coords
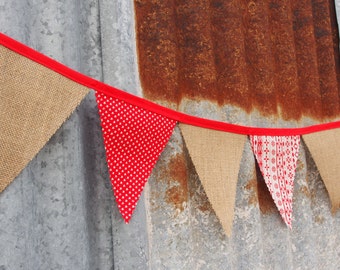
[180,124,246,237]
[303,129,340,212]
[250,135,300,228]
[96,92,177,222]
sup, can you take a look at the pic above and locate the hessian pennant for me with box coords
[303,129,340,212]
[180,124,246,236]
[96,92,177,222]
[0,45,89,192]
[250,135,300,228]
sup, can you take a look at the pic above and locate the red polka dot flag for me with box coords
[250,135,300,228]
[96,92,177,222]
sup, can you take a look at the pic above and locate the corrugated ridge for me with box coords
[135,1,179,102]
[313,0,340,117]
[210,0,250,110]
[291,0,323,119]
[269,0,301,120]
[175,0,217,101]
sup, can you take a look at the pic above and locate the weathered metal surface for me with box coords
[0,1,115,269]
[135,0,340,121]
[0,0,340,269]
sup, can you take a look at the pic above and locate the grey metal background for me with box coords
[0,0,340,269]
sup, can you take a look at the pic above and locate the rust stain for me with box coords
[135,0,340,121]
[243,0,278,116]
[159,147,213,213]
[314,215,325,224]
[244,177,259,206]
[291,0,323,119]
[296,158,304,172]
[269,0,302,120]
[256,166,278,215]
[197,198,212,212]
[164,153,189,211]
[299,185,311,198]
[134,0,179,103]
[165,186,187,211]
[305,174,317,200]
[182,148,213,213]
[209,0,251,110]
[312,0,340,117]
[244,166,277,214]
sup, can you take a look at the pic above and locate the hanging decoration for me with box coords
[0,44,89,192]
[180,124,246,236]
[1,32,340,236]
[250,135,300,228]
[96,92,176,222]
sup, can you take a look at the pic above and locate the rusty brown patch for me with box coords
[165,186,187,211]
[164,152,189,211]
[181,147,214,213]
[135,0,340,121]
[304,174,317,200]
[299,185,311,198]
[257,180,277,215]
[269,0,302,120]
[244,166,277,214]
[296,158,304,172]
[244,177,258,206]
[255,164,278,214]
[314,215,325,224]
[312,0,340,117]
[197,198,212,212]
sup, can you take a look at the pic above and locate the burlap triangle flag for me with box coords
[96,92,177,222]
[250,135,300,228]
[0,45,89,192]
[179,124,246,236]
[303,129,340,212]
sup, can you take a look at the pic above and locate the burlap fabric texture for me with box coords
[180,123,246,236]
[303,129,340,212]
[0,45,89,192]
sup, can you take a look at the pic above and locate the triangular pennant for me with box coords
[180,124,246,236]
[303,129,340,212]
[96,92,177,222]
[250,135,300,228]
[0,45,89,192]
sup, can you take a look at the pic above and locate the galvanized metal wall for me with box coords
[0,0,340,269]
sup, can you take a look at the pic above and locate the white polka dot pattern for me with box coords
[96,92,177,222]
[250,135,300,228]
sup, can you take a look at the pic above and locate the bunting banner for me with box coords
[180,124,246,236]
[303,129,340,212]
[2,33,340,235]
[250,135,300,228]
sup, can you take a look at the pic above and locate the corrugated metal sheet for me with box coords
[0,0,340,269]
[135,0,340,122]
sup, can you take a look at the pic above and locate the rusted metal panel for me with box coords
[135,0,340,121]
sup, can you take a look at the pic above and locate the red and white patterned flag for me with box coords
[250,135,300,228]
[96,92,177,222]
